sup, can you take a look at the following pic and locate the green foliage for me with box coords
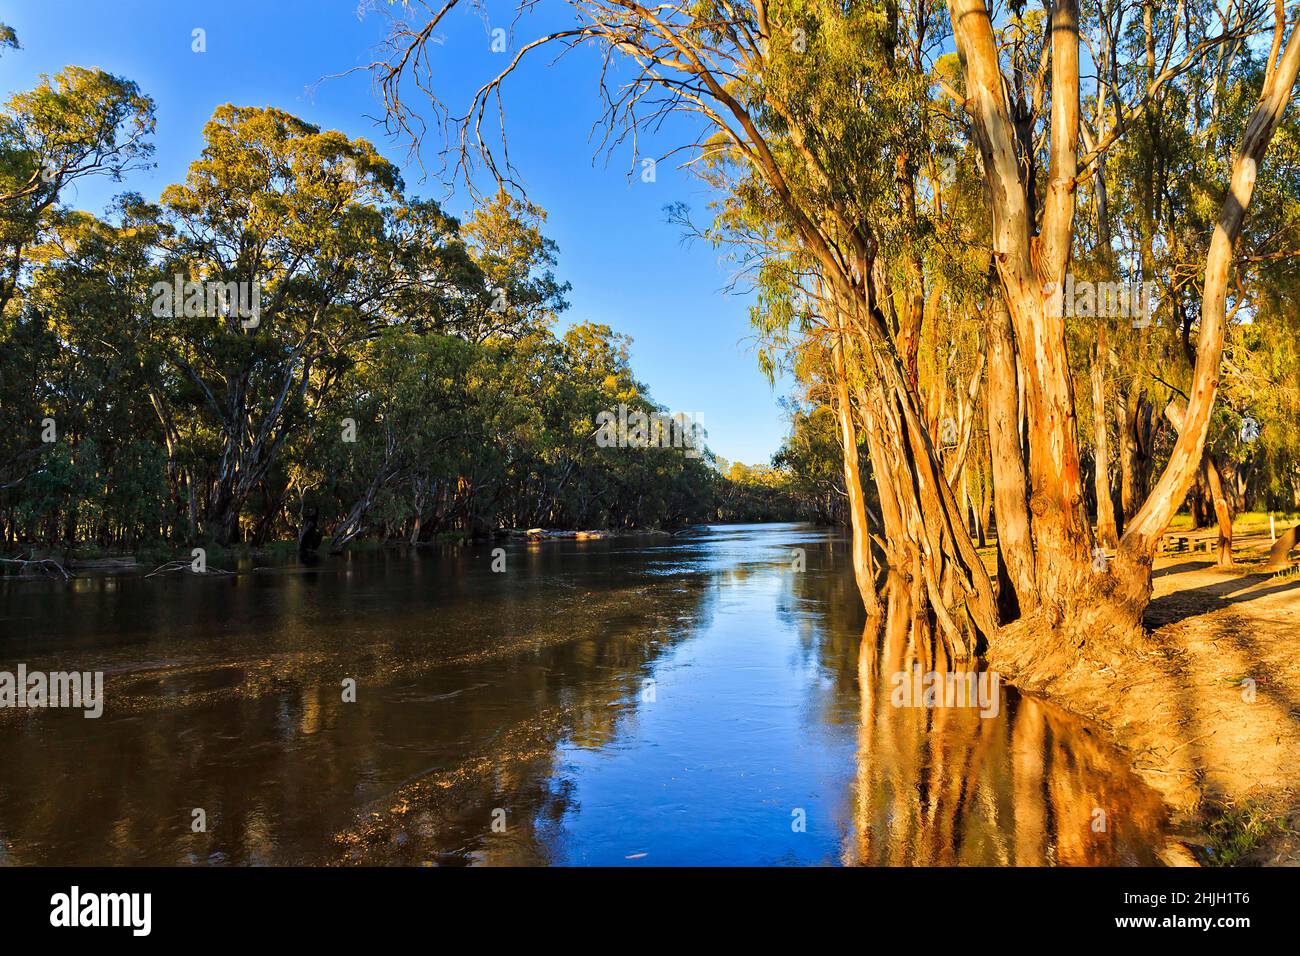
[772,403,849,524]
[0,65,155,318]
[0,72,799,552]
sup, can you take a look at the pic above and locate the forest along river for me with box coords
[0,523,1168,865]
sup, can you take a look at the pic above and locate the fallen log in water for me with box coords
[145,560,235,578]
[0,557,73,580]
[506,527,678,540]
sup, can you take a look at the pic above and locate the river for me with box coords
[0,523,1167,865]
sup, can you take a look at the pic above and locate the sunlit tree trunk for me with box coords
[830,314,881,613]
[845,290,1000,658]
[1091,327,1118,548]
[1204,453,1235,568]
[985,297,1036,618]
[950,0,1096,611]
[952,0,1300,636]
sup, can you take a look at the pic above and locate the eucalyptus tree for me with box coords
[0,66,153,316]
[155,105,469,544]
[948,0,1300,646]
[19,196,178,541]
[772,403,850,525]
[0,62,155,538]
[320,328,496,548]
[1066,0,1299,567]
[461,189,571,341]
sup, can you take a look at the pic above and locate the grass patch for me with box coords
[1165,511,1299,534]
[1201,802,1290,866]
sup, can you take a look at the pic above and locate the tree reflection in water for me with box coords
[846,576,1168,865]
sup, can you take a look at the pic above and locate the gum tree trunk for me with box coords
[1091,327,1119,548]
[831,313,880,614]
[985,297,1036,617]
[1204,453,1235,568]
[950,0,1095,609]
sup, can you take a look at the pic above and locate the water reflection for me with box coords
[848,608,1167,865]
[0,524,1166,865]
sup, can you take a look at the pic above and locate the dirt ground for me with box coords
[990,523,1300,866]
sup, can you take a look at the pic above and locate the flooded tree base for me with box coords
[987,554,1300,865]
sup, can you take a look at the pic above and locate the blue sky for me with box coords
[0,0,790,466]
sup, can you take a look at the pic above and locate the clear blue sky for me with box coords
[0,0,790,466]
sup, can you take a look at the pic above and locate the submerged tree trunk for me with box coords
[843,297,999,660]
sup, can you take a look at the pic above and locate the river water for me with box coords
[0,523,1167,865]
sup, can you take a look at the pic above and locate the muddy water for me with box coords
[0,524,1167,865]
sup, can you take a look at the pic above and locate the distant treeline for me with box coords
[0,73,844,554]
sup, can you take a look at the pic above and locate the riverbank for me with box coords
[988,526,1300,866]
[0,527,700,579]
